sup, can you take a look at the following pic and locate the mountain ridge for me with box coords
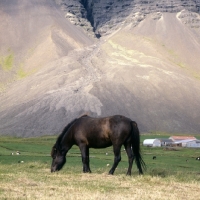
[57,0,200,37]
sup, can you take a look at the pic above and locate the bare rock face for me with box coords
[0,0,200,136]
[56,0,200,37]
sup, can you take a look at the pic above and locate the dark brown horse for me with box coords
[51,115,146,175]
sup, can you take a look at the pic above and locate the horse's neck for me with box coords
[61,131,74,152]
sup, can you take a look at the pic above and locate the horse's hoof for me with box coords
[83,170,92,173]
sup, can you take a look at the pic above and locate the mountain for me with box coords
[0,0,200,137]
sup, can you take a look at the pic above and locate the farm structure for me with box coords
[169,136,200,148]
[156,138,173,146]
[169,136,197,141]
[143,139,161,147]
[173,139,200,148]
[143,136,200,148]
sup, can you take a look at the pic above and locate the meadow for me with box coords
[0,134,200,199]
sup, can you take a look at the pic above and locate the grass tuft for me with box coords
[17,67,28,79]
[150,168,170,178]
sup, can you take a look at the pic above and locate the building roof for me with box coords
[169,136,196,141]
[143,139,160,144]
[156,138,173,142]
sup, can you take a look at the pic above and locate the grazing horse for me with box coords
[51,115,146,175]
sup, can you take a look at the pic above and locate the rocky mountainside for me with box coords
[0,0,200,136]
[0,0,93,86]
[56,0,200,37]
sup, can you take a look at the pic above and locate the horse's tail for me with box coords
[131,121,146,174]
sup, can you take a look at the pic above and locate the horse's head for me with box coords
[51,144,66,172]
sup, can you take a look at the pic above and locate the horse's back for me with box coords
[75,115,131,131]
[71,115,132,148]
[70,116,110,148]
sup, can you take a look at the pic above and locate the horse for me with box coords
[51,115,146,175]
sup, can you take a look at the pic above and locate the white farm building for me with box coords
[143,139,161,147]
[178,139,200,148]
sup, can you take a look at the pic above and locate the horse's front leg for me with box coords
[109,145,121,175]
[79,144,91,173]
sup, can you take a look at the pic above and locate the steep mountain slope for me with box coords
[0,0,93,86]
[96,12,200,133]
[0,0,200,136]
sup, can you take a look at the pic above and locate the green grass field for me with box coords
[0,134,200,199]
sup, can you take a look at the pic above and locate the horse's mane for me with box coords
[55,114,88,147]
[55,118,76,147]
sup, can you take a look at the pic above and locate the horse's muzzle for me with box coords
[51,166,56,173]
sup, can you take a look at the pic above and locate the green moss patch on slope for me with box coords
[0,52,14,71]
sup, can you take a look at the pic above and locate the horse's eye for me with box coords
[51,147,57,158]
[52,152,57,159]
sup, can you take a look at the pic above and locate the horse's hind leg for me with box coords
[124,142,134,175]
[109,145,121,175]
[79,144,91,173]
[85,146,91,172]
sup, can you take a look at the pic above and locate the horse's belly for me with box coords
[88,138,112,148]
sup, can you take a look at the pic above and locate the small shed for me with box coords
[143,139,161,147]
[156,138,173,146]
